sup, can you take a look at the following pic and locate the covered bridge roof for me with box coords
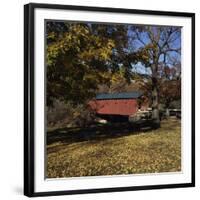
[96,91,142,100]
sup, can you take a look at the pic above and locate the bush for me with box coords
[47,100,96,129]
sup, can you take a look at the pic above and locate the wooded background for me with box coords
[46,21,181,128]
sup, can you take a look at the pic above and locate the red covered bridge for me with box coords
[89,92,146,122]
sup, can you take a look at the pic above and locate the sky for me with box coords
[126,25,181,75]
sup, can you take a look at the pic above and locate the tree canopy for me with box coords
[46,22,115,106]
[46,22,151,106]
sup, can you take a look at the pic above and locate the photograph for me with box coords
[46,20,182,178]
[24,3,195,196]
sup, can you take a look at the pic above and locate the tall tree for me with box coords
[128,26,181,127]
[46,22,115,106]
[46,22,142,107]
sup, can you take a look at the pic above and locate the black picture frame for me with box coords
[24,3,195,197]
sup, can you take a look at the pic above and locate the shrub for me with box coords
[47,100,96,129]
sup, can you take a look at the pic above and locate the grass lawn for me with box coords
[46,118,181,178]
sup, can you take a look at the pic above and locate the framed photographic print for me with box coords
[24,3,195,197]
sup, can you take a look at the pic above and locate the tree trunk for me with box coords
[166,108,170,118]
[165,100,170,118]
[151,76,160,128]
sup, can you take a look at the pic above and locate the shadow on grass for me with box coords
[47,120,157,147]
